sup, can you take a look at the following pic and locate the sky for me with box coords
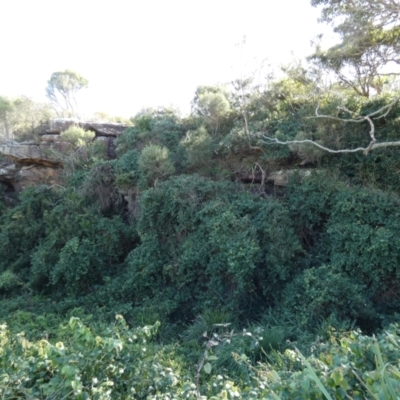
[0,0,336,118]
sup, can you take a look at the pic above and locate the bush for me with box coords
[279,265,373,327]
[60,125,95,148]
[122,175,301,323]
[138,144,175,187]
[181,126,214,169]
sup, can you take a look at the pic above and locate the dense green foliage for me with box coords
[2,317,400,399]
[2,1,400,396]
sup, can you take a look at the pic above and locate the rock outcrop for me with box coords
[0,119,129,191]
[45,119,128,137]
[236,168,312,187]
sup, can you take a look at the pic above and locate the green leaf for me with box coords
[203,362,212,374]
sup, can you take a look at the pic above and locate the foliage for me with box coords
[46,70,88,117]
[55,127,104,175]
[285,173,400,325]
[2,316,400,399]
[5,14,400,396]
[60,125,95,148]
[192,86,231,135]
[280,265,373,328]
[0,317,189,399]
[29,190,134,296]
[122,175,301,323]
[116,108,186,153]
[0,186,58,277]
[311,0,400,97]
[181,126,214,170]
[0,95,53,141]
[138,144,175,187]
[0,185,135,298]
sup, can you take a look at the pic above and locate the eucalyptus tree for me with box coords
[46,70,88,117]
[259,0,400,155]
[310,0,400,97]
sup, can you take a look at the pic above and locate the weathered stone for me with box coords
[0,158,63,192]
[40,134,62,143]
[0,162,18,182]
[0,119,128,193]
[43,119,128,137]
[47,119,80,134]
[237,168,313,187]
[16,165,62,190]
[267,169,312,186]
[87,122,128,137]
[0,142,65,166]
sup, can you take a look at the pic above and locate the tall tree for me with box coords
[310,0,400,97]
[259,1,400,155]
[46,70,88,117]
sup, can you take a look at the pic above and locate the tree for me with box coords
[259,0,400,155]
[0,97,13,140]
[46,70,88,117]
[0,96,53,141]
[310,0,400,97]
[192,86,231,135]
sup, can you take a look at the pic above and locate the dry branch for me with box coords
[260,95,400,155]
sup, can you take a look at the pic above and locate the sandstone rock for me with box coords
[16,165,62,191]
[0,142,64,166]
[237,168,313,187]
[40,134,62,143]
[0,118,129,193]
[267,169,312,186]
[0,162,18,180]
[86,122,128,137]
[47,119,80,133]
[0,159,62,192]
[43,119,128,137]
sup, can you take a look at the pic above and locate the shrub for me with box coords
[181,126,214,169]
[138,144,175,187]
[122,175,301,323]
[279,265,373,327]
[60,125,95,148]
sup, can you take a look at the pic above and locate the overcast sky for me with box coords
[0,0,335,118]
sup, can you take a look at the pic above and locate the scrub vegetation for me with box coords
[2,0,400,397]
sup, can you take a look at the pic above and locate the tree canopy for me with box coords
[46,70,88,117]
[310,0,400,97]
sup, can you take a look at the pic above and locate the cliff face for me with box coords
[0,119,128,191]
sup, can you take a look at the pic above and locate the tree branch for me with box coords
[259,136,400,155]
[260,94,400,155]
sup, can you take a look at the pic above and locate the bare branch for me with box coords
[259,136,400,155]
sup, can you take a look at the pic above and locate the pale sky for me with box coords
[0,0,335,118]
